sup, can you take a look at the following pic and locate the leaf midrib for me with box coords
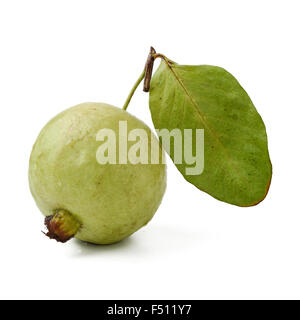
[164,61,247,184]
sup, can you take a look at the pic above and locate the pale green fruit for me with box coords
[29,102,166,244]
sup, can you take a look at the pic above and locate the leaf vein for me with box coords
[165,61,247,184]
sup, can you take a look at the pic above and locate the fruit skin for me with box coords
[29,102,166,244]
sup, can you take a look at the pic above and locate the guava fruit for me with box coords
[29,102,166,244]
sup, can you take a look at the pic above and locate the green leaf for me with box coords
[149,60,272,207]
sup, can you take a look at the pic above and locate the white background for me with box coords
[0,0,299,300]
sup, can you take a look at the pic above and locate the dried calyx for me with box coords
[44,209,81,243]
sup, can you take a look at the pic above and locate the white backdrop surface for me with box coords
[0,0,299,299]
